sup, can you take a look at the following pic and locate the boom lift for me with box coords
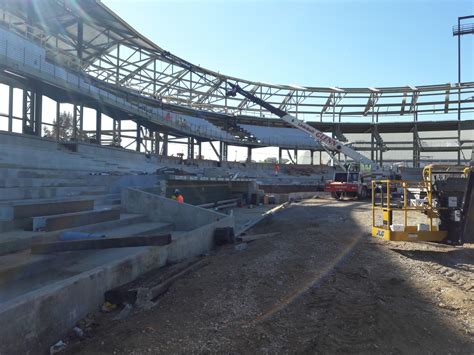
[225,82,387,199]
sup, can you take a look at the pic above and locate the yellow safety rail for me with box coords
[371,179,447,242]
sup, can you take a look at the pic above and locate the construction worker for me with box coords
[274,163,280,176]
[173,189,184,204]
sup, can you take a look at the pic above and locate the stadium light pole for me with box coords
[453,15,474,163]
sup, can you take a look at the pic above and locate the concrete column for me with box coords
[294,149,298,164]
[187,137,194,159]
[7,85,13,132]
[247,146,252,162]
[198,141,202,159]
[55,102,60,141]
[95,107,102,144]
[72,104,78,140]
[79,105,84,132]
[278,147,283,164]
[220,141,228,162]
[136,124,141,152]
[310,150,314,165]
[319,151,322,165]
[162,134,168,156]
[113,119,121,146]
[154,132,160,155]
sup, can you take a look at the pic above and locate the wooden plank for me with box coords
[104,258,208,306]
[149,259,208,300]
[30,234,172,254]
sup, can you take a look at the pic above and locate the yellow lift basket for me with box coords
[372,164,471,242]
[371,178,447,242]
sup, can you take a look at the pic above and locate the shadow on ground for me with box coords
[68,200,473,354]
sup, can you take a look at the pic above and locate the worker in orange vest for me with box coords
[173,189,184,204]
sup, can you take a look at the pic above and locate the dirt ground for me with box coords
[68,198,473,354]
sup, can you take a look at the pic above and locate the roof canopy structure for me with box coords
[1,0,473,122]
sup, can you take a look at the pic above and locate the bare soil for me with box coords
[68,199,474,354]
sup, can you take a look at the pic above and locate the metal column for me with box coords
[72,104,83,140]
[34,90,42,136]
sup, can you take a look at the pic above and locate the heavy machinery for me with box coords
[371,164,473,244]
[225,82,392,199]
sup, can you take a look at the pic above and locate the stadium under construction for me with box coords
[0,1,473,354]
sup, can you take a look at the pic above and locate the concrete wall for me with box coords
[122,188,233,231]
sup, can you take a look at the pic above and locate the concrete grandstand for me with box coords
[0,1,473,353]
[0,0,472,166]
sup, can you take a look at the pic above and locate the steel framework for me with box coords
[0,0,473,166]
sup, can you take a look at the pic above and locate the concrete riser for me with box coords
[0,178,108,188]
[33,208,121,232]
[0,200,94,220]
[0,186,107,201]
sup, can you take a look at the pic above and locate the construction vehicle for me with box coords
[225,82,391,199]
[371,164,473,244]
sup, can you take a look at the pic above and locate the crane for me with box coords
[225,82,387,199]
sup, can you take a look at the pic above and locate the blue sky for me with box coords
[103,0,473,87]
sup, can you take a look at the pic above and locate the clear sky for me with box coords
[102,0,473,88]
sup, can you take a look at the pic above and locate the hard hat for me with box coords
[174,189,180,195]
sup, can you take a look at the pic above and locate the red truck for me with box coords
[324,171,369,200]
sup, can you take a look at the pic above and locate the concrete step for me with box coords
[0,177,107,188]
[0,199,94,221]
[0,185,107,201]
[0,221,173,296]
[0,167,89,179]
[0,213,146,255]
[33,208,121,232]
[0,155,127,173]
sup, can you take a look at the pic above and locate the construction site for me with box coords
[0,1,473,353]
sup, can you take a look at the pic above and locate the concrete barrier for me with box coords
[122,188,233,231]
